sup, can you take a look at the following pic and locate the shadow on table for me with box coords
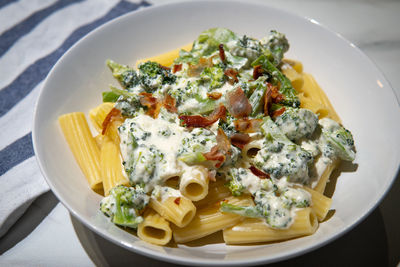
[0,191,59,254]
[71,206,389,267]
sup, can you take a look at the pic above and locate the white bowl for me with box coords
[33,1,400,265]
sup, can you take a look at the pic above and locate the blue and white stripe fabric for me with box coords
[0,0,151,238]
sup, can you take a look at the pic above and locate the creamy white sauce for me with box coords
[152,185,182,203]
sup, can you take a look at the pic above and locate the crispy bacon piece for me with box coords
[179,105,226,128]
[233,118,263,133]
[159,65,171,71]
[230,133,251,149]
[174,197,181,205]
[264,83,273,116]
[249,166,270,179]
[163,94,177,113]
[224,68,239,84]
[253,65,264,80]
[203,128,231,168]
[139,92,161,118]
[226,87,252,118]
[187,57,213,77]
[207,92,222,100]
[272,107,286,118]
[270,83,285,103]
[173,64,182,73]
[102,108,123,135]
[219,44,226,62]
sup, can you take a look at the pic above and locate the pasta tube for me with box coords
[173,195,254,243]
[223,207,318,245]
[137,209,172,246]
[100,136,129,196]
[303,187,332,222]
[89,102,114,133]
[58,112,102,191]
[179,166,209,201]
[149,194,196,228]
[194,178,231,208]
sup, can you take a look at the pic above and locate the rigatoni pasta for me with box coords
[59,27,356,247]
[58,112,102,191]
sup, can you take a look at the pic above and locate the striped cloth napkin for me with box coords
[0,0,151,238]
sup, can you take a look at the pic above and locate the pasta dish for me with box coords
[58,28,356,246]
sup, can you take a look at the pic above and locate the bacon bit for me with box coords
[203,128,231,168]
[226,87,252,118]
[102,108,123,135]
[172,64,182,73]
[264,83,273,116]
[253,65,264,80]
[230,133,251,149]
[249,166,270,179]
[207,92,222,100]
[233,118,263,133]
[162,94,177,113]
[187,57,213,77]
[269,83,285,103]
[219,44,226,62]
[159,65,171,71]
[224,68,239,84]
[208,170,217,182]
[174,197,181,205]
[139,92,161,118]
[179,105,226,128]
[272,107,286,118]
[203,146,226,168]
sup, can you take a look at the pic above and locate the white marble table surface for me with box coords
[1,0,399,266]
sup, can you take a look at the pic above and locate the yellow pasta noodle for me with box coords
[89,102,114,133]
[303,187,332,222]
[282,63,304,92]
[313,159,340,194]
[138,209,172,246]
[173,195,254,243]
[179,165,209,201]
[149,194,196,228]
[223,208,318,245]
[58,112,102,191]
[194,178,231,208]
[100,136,129,196]
[301,73,341,123]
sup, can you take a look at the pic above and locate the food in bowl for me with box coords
[58,27,356,246]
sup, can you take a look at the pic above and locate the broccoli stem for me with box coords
[248,83,267,116]
[220,202,262,218]
[178,152,206,165]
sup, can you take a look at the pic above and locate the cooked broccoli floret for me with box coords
[226,168,246,196]
[254,116,313,183]
[138,61,176,92]
[261,30,289,66]
[100,185,149,229]
[200,65,226,89]
[191,27,239,57]
[221,187,311,228]
[106,60,139,89]
[274,107,318,141]
[252,55,300,108]
[319,118,355,161]
[230,35,263,63]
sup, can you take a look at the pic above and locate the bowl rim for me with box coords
[32,0,400,265]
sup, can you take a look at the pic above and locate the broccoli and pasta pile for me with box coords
[59,28,355,246]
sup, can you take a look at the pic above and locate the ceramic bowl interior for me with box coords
[33,1,400,265]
